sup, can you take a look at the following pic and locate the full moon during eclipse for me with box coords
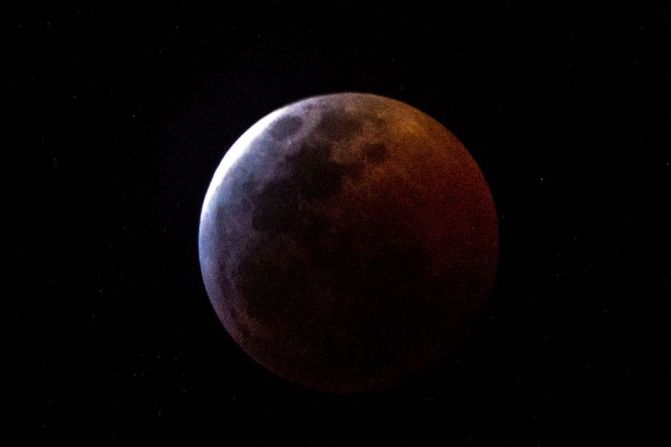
[199,93,498,393]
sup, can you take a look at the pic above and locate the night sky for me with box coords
[8,3,668,444]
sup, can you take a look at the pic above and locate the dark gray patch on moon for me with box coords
[285,142,352,201]
[314,109,363,142]
[268,115,303,140]
[250,139,353,233]
[362,142,390,164]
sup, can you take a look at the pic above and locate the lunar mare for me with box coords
[199,93,498,393]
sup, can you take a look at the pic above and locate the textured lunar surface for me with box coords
[199,93,498,392]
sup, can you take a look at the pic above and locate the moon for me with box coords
[199,93,498,393]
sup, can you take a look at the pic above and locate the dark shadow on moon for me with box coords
[362,142,390,164]
[268,115,303,140]
[250,141,351,232]
[314,109,363,142]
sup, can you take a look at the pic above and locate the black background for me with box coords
[7,2,668,445]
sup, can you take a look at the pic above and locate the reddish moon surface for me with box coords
[199,93,498,392]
